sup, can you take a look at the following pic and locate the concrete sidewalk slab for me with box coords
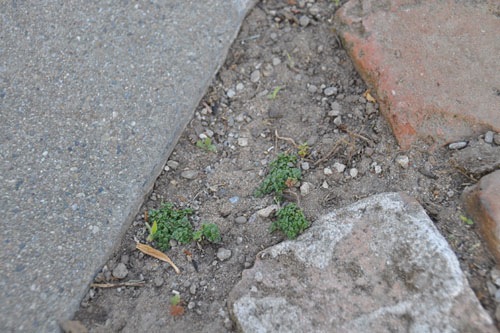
[335,0,500,149]
[0,1,255,331]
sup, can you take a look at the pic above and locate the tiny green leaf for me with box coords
[460,215,474,225]
[170,294,181,306]
[268,86,282,100]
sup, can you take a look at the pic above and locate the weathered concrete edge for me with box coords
[66,0,259,325]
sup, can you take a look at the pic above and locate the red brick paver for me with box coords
[336,0,500,149]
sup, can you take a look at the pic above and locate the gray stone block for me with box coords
[228,192,496,332]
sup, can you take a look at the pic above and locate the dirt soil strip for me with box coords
[73,0,497,331]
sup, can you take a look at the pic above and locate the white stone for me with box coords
[237,137,249,147]
[395,155,410,169]
[333,162,346,173]
[250,70,261,83]
[257,205,279,218]
[323,167,333,175]
[349,168,358,178]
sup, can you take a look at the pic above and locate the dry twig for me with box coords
[91,280,145,288]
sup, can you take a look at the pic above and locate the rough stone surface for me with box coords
[0,1,256,331]
[463,170,500,263]
[451,140,500,175]
[228,193,496,333]
[335,0,500,149]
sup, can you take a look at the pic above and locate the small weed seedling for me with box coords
[267,86,282,100]
[196,137,217,153]
[148,203,194,251]
[272,203,310,239]
[297,143,310,158]
[147,203,222,251]
[170,294,185,317]
[255,153,301,201]
[460,215,474,225]
[193,223,222,243]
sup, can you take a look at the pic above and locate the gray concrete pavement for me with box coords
[0,1,256,331]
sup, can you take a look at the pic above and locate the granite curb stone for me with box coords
[228,192,496,332]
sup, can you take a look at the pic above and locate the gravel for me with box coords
[395,155,410,169]
[181,170,199,179]
[235,216,247,224]
[250,70,261,83]
[448,141,468,150]
[112,263,128,280]
[485,131,494,144]
[324,87,337,96]
[217,248,232,261]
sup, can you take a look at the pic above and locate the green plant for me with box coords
[271,203,310,239]
[193,223,222,243]
[332,0,340,6]
[267,86,282,100]
[196,137,217,153]
[297,143,310,158]
[148,203,194,251]
[460,215,474,225]
[255,153,302,201]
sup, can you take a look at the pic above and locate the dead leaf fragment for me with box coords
[364,90,377,103]
[136,243,181,274]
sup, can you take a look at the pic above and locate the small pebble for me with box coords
[324,87,337,96]
[154,277,164,287]
[333,162,346,173]
[487,281,497,297]
[323,167,333,175]
[272,57,281,66]
[217,248,232,261]
[322,181,329,189]
[188,302,196,310]
[250,70,261,83]
[190,284,197,295]
[300,182,313,196]
[257,205,278,218]
[494,134,500,145]
[254,271,263,283]
[120,254,129,265]
[229,196,239,204]
[235,216,247,224]
[299,15,310,27]
[236,83,245,91]
[308,84,318,93]
[181,170,199,179]
[167,160,179,169]
[333,116,342,126]
[237,137,249,147]
[301,162,310,170]
[491,268,500,286]
[349,168,358,178]
[448,141,467,150]
[484,131,494,143]
[226,89,236,98]
[112,263,128,280]
[224,318,233,330]
[374,164,382,174]
[395,155,409,169]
